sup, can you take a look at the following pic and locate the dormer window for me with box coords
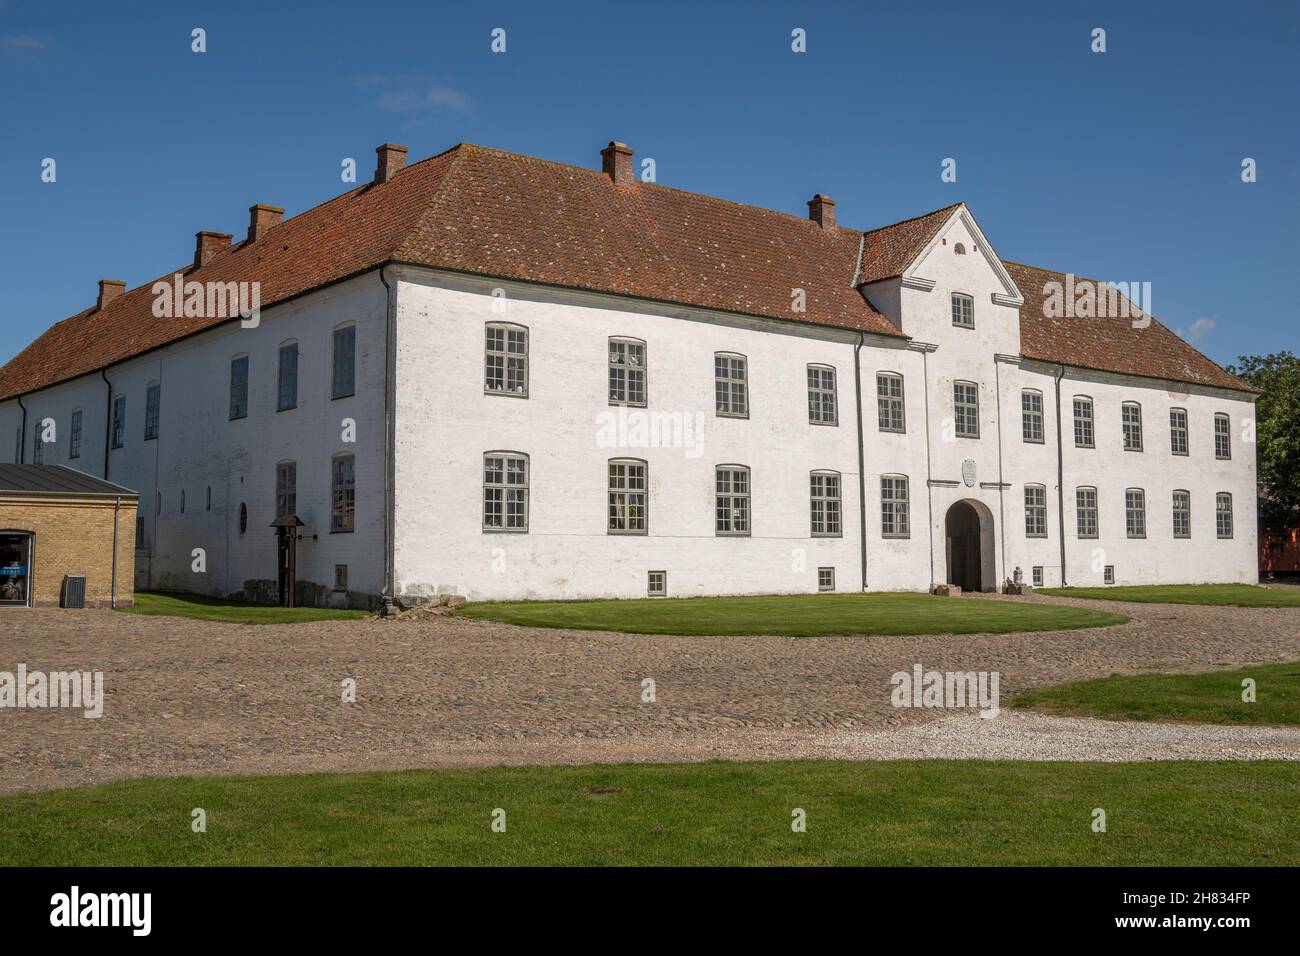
[951,293,974,329]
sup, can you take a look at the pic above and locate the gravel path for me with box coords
[1,594,1298,793]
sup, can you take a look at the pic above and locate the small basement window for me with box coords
[1104,565,1115,585]
[818,567,835,591]
[647,570,667,597]
[1032,566,1043,587]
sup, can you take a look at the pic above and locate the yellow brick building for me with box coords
[0,465,137,609]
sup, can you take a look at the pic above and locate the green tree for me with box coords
[1227,351,1300,527]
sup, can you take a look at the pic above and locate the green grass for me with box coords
[118,591,370,625]
[1011,661,1300,726]
[1038,583,1300,607]
[1,760,1295,866]
[458,591,1127,636]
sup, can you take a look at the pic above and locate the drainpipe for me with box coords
[110,495,120,609]
[1054,363,1068,585]
[16,395,26,463]
[854,333,868,590]
[379,264,397,606]
[101,369,113,480]
[994,359,1007,587]
[921,348,935,587]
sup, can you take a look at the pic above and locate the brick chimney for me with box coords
[601,141,634,186]
[374,143,408,184]
[194,231,232,269]
[97,279,126,311]
[807,194,836,230]
[247,203,285,243]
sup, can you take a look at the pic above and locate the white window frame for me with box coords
[1076,487,1098,539]
[876,372,905,433]
[277,341,299,412]
[881,474,910,538]
[276,460,297,520]
[1024,484,1048,537]
[1214,413,1231,460]
[332,323,356,400]
[608,337,647,407]
[1122,402,1143,452]
[331,454,355,533]
[810,470,842,537]
[1170,407,1189,456]
[485,323,529,397]
[1216,492,1233,539]
[483,451,529,532]
[954,381,979,438]
[951,292,974,329]
[715,464,751,535]
[608,458,648,534]
[807,364,837,425]
[1125,488,1146,539]
[1021,390,1044,444]
[1073,396,1094,448]
[715,353,749,418]
[1172,489,1191,538]
[817,567,835,592]
[647,570,667,597]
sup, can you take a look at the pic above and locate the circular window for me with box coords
[239,503,248,536]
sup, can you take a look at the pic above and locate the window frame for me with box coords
[484,322,529,398]
[607,457,648,535]
[229,354,249,421]
[276,460,297,520]
[1072,395,1095,449]
[144,381,161,441]
[1076,486,1099,539]
[715,464,751,536]
[809,469,843,538]
[954,380,980,438]
[951,292,974,329]
[1169,407,1189,456]
[111,395,126,449]
[277,341,300,412]
[876,371,905,433]
[647,570,667,597]
[880,474,911,538]
[714,352,749,419]
[482,451,529,533]
[1021,389,1045,444]
[330,453,356,534]
[807,364,838,426]
[69,408,83,460]
[608,337,647,407]
[1024,483,1048,538]
[1216,492,1233,539]
[332,324,356,401]
[1172,489,1191,539]
[1214,413,1231,460]
[1125,487,1147,539]
[817,567,835,592]
[1122,401,1143,452]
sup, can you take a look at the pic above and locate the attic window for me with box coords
[954,243,966,255]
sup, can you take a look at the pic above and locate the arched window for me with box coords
[484,323,528,396]
[1169,407,1188,455]
[1021,389,1044,443]
[1122,402,1143,451]
[1125,488,1146,538]
[810,470,842,537]
[714,353,748,417]
[331,454,356,533]
[953,242,966,255]
[1172,490,1191,538]
[1214,413,1231,460]
[1076,487,1098,538]
[608,458,648,533]
[1216,492,1233,538]
[881,475,910,537]
[608,337,647,406]
[483,451,529,531]
[1072,396,1094,448]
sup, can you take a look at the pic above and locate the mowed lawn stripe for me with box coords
[1038,584,1300,607]
[458,592,1127,636]
[1,761,1295,866]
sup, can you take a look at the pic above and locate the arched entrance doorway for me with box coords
[945,500,990,592]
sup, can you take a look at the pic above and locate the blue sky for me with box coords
[1,0,1296,368]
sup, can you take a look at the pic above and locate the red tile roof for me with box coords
[0,142,1253,400]
[1005,260,1255,393]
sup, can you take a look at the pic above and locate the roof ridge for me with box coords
[864,202,963,236]
[392,143,471,262]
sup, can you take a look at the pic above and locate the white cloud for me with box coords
[375,85,471,115]
[1181,317,1217,343]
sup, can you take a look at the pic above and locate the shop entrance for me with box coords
[0,531,33,607]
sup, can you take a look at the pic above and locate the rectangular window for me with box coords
[1125,488,1146,538]
[69,410,82,460]
[715,354,748,417]
[1076,487,1098,538]
[715,465,751,535]
[278,343,299,411]
[276,461,297,519]
[1073,397,1094,448]
[135,516,145,549]
[1104,565,1115,585]
[1216,492,1233,538]
[1032,566,1044,587]
[1169,408,1188,456]
[807,365,837,425]
[483,453,529,531]
[229,356,249,420]
[331,455,355,533]
[485,324,528,396]
[608,338,647,406]
[111,396,126,449]
[1024,485,1047,537]
[332,326,356,400]
[32,432,43,465]
[810,472,842,537]
[647,570,667,597]
[1122,403,1142,451]
[954,382,979,438]
[818,567,835,592]
[608,459,647,534]
[881,475,910,538]
[334,564,349,592]
[876,372,905,432]
[1172,490,1191,538]
[144,383,160,440]
[1022,391,1044,443]
[1214,413,1231,460]
[951,293,974,328]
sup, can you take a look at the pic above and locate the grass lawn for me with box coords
[1037,583,1300,607]
[1011,661,1300,726]
[1,760,1295,866]
[118,591,370,625]
[458,592,1127,637]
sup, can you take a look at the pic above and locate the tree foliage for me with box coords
[1227,351,1300,526]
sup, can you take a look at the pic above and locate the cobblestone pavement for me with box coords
[2,594,1299,793]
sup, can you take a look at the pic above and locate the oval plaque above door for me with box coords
[961,459,977,487]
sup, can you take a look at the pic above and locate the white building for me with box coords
[0,140,1259,605]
